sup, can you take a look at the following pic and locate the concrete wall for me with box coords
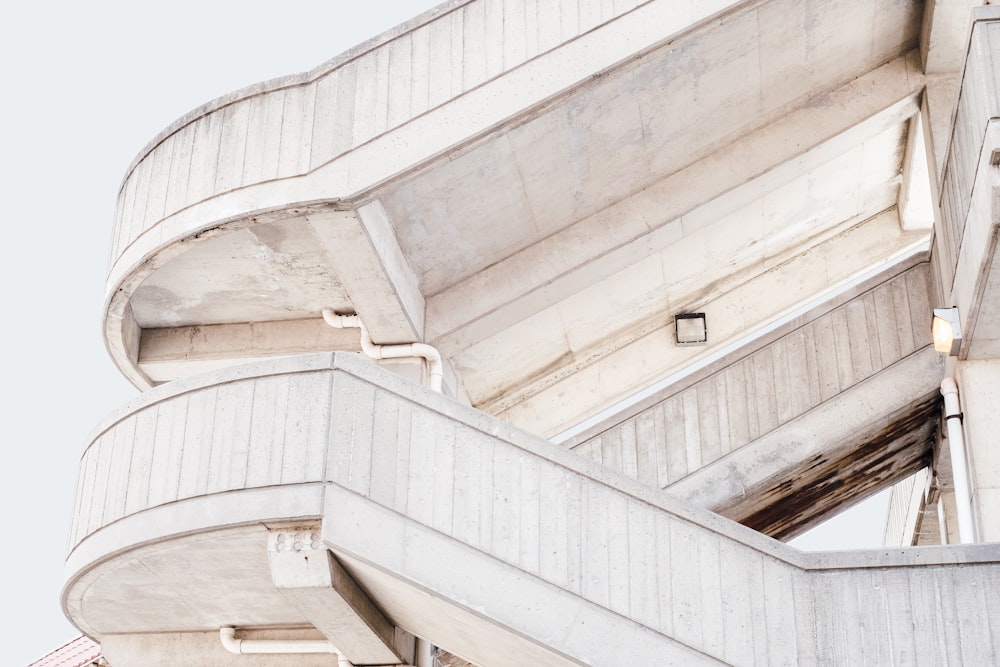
[108,0,710,278]
[937,9,1000,293]
[319,352,1000,665]
[69,357,335,552]
[567,261,933,489]
[66,353,1000,666]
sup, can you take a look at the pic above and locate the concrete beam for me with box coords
[920,0,981,74]
[946,120,1000,358]
[922,75,961,186]
[489,210,929,436]
[308,201,425,345]
[323,486,714,667]
[266,527,403,665]
[898,112,936,231]
[666,347,944,521]
[426,53,926,352]
[137,318,359,383]
[937,13,1000,358]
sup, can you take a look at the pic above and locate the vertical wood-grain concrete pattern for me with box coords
[86,433,112,539]
[939,13,1000,289]
[109,0,676,275]
[626,497,657,629]
[790,566,817,665]
[69,354,1000,665]
[163,122,195,216]
[147,395,187,508]
[71,363,339,553]
[277,83,316,176]
[244,91,285,185]
[570,263,934,496]
[669,516,701,650]
[369,388,400,509]
[245,375,287,488]
[406,404,437,528]
[451,422,477,547]
[328,370,375,495]
[662,397,685,483]
[698,528,725,657]
[717,535,753,664]
[492,438,521,566]
[123,408,156,517]
[142,140,172,232]
[215,100,251,195]
[101,417,135,528]
[123,155,152,256]
[185,112,225,211]
[518,451,541,574]
[604,490,629,616]
[177,385,216,498]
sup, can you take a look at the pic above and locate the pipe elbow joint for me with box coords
[220,627,241,654]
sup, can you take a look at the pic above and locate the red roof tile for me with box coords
[26,636,100,667]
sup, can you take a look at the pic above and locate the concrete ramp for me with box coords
[64,352,998,665]
[566,259,943,538]
[321,356,999,666]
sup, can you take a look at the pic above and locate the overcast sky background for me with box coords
[1,2,887,663]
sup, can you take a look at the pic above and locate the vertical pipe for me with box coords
[415,637,434,667]
[941,377,976,543]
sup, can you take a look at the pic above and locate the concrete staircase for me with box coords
[66,351,999,665]
[320,352,999,666]
[565,258,943,538]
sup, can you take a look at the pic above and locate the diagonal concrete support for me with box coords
[308,201,425,345]
[426,53,926,350]
[666,347,944,538]
[266,526,405,665]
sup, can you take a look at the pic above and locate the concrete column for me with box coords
[266,527,408,665]
[957,360,1000,541]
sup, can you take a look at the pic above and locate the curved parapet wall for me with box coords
[66,354,338,560]
[65,352,1000,664]
[102,0,748,388]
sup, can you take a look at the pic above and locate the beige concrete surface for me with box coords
[64,354,1000,666]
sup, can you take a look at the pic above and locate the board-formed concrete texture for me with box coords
[103,0,932,437]
[568,259,944,538]
[64,1,1000,665]
[65,354,1000,665]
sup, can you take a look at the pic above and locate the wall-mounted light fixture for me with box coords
[932,307,962,356]
[675,313,707,345]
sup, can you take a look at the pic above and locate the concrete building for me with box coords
[63,1,1000,664]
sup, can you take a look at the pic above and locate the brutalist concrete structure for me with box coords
[63,2,1000,665]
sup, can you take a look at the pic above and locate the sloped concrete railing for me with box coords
[67,353,1000,666]
[566,260,934,488]
[108,0,742,285]
[67,356,336,554]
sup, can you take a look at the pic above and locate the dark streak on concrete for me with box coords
[716,392,940,541]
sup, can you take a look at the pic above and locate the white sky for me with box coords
[1,2,887,662]
[1,2,440,663]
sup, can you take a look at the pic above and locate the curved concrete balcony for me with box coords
[100,0,932,444]
[65,352,1000,666]
[104,0,740,389]
[64,354,343,637]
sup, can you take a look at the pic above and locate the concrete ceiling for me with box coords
[125,0,953,438]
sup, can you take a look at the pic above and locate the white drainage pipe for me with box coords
[219,627,352,666]
[941,377,976,543]
[322,310,443,393]
[415,637,434,667]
